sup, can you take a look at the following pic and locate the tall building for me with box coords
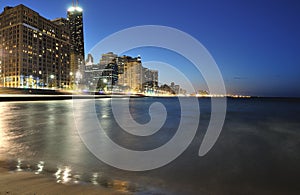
[142,67,158,91]
[84,53,117,91]
[85,53,94,66]
[98,52,118,91]
[0,5,71,88]
[67,0,85,87]
[117,55,143,92]
[84,53,159,93]
[85,65,105,90]
[99,52,118,66]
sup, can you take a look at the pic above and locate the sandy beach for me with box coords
[0,166,131,195]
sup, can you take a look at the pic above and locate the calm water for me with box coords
[0,98,300,194]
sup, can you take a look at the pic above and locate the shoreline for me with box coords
[1,87,300,101]
[0,94,146,102]
[0,164,131,195]
[0,94,299,102]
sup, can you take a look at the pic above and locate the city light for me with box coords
[0,2,254,97]
[67,6,83,12]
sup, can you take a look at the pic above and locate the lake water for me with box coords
[0,98,300,194]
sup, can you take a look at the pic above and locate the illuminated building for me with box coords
[99,52,117,66]
[169,82,179,94]
[67,0,85,87]
[85,54,94,66]
[117,55,143,92]
[102,62,118,91]
[0,5,71,88]
[85,53,117,91]
[142,67,158,92]
[84,53,158,93]
[84,64,104,90]
[89,53,143,92]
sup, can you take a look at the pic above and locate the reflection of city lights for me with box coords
[16,158,22,171]
[91,172,99,185]
[0,105,8,154]
[113,180,130,193]
[54,168,62,183]
[35,161,44,174]
[62,167,72,183]
[73,174,81,184]
[54,166,72,183]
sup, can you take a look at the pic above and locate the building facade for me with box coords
[117,55,143,92]
[84,63,105,90]
[84,53,158,93]
[85,52,117,91]
[142,67,158,92]
[67,2,85,87]
[0,5,71,88]
[99,52,117,66]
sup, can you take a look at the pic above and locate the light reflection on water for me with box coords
[91,172,99,185]
[16,158,22,172]
[11,159,136,193]
[0,99,143,193]
[54,166,72,184]
[8,157,134,192]
[0,103,10,159]
[0,98,300,194]
[35,161,44,174]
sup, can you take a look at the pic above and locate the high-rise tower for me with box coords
[0,5,71,89]
[67,0,85,87]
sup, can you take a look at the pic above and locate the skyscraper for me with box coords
[142,67,158,91]
[117,55,143,92]
[67,0,85,87]
[0,5,71,88]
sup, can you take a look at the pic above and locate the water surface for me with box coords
[0,98,300,194]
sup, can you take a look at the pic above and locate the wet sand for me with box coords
[0,167,130,195]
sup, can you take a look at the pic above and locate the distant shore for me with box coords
[1,87,299,102]
[0,94,147,102]
[0,87,147,101]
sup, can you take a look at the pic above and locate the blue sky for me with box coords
[1,0,300,97]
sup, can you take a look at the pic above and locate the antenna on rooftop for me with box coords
[72,0,74,6]
[76,0,79,6]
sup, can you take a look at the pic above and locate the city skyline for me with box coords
[0,3,185,95]
[0,0,299,97]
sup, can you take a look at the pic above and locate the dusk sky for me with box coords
[1,0,300,97]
